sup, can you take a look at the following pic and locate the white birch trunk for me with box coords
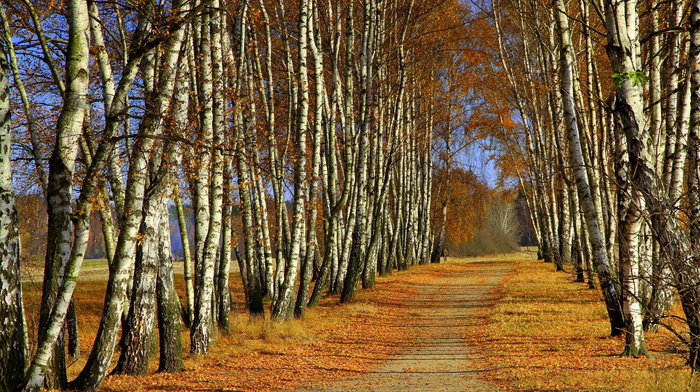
[88,0,126,213]
[192,0,225,355]
[171,50,194,327]
[156,215,183,373]
[272,0,311,320]
[619,195,648,357]
[217,178,233,331]
[28,0,90,387]
[554,0,624,336]
[175,197,195,326]
[193,0,213,277]
[615,119,649,356]
[296,0,325,317]
[251,0,280,299]
[341,0,377,302]
[112,194,167,375]
[71,3,186,387]
[0,38,26,392]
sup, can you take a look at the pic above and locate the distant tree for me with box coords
[432,167,489,253]
[452,192,520,257]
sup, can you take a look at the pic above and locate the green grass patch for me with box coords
[82,258,109,268]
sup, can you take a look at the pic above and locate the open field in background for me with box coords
[20,250,699,391]
[467,254,698,392]
[21,258,242,283]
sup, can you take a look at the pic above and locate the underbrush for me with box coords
[452,225,521,256]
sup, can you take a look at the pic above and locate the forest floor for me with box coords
[22,250,699,391]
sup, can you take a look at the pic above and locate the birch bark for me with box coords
[614,119,649,357]
[296,0,325,318]
[192,0,226,355]
[0,35,26,392]
[33,0,90,386]
[272,0,311,320]
[172,54,194,327]
[341,0,376,302]
[156,216,183,373]
[112,194,166,375]
[554,0,624,336]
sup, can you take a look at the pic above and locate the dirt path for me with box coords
[295,260,510,392]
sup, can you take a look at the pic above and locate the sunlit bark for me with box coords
[554,0,624,336]
[29,0,90,387]
[0,34,26,392]
[156,216,184,373]
[272,0,311,320]
[71,1,187,386]
[192,0,226,355]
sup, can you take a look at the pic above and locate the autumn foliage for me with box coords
[431,167,490,247]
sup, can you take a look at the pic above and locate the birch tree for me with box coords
[192,0,226,355]
[156,213,184,373]
[554,0,626,338]
[70,1,191,387]
[341,0,377,303]
[22,0,90,387]
[272,0,311,320]
[0,34,26,392]
[601,0,651,354]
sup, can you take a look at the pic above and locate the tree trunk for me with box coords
[171,50,194,328]
[252,0,281,300]
[341,0,376,303]
[66,300,80,360]
[618,194,648,357]
[296,0,325,318]
[555,0,624,336]
[272,0,311,320]
[217,198,233,332]
[112,196,165,375]
[0,39,27,392]
[156,216,183,373]
[34,0,91,386]
[235,134,265,317]
[192,0,226,355]
[175,196,195,327]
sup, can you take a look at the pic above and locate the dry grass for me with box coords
[22,261,449,391]
[465,253,699,392]
[21,251,697,391]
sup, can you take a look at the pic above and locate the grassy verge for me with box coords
[467,256,698,392]
[22,261,458,391]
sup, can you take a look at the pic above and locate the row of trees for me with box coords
[0,0,477,391]
[480,0,700,368]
